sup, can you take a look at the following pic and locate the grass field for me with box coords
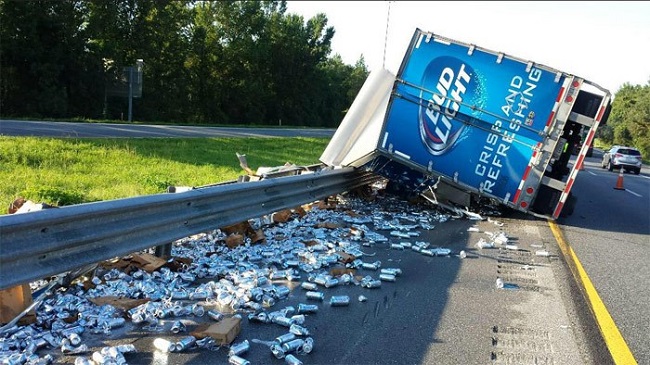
[0,137,330,212]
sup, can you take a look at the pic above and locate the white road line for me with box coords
[588,171,597,176]
[625,189,642,197]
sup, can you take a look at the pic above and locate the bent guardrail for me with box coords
[0,167,381,290]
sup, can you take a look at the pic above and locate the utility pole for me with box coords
[128,66,134,123]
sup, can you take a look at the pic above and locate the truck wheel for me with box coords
[634,168,641,175]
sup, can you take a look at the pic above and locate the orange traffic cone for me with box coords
[614,169,625,190]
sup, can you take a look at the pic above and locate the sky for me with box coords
[285,1,650,95]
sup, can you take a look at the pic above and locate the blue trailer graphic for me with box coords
[321,28,611,219]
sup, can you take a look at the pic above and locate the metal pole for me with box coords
[128,66,133,122]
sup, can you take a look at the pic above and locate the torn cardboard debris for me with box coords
[130,253,169,273]
[336,252,356,264]
[330,267,356,277]
[272,209,293,223]
[221,221,265,245]
[88,297,150,312]
[225,234,245,249]
[0,283,35,325]
[191,316,241,345]
[316,222,340,229]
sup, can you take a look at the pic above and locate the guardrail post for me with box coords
[154,243,172,258]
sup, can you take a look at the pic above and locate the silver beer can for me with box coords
[228,340,250,357]
[329,295,350,306]
[305,291,324,301]
[379,273,396,282]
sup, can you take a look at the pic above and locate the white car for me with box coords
[601,146,642,174]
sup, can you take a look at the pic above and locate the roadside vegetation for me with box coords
[596,81,650,162]
[0,137,330,212]
[0,1,368,128]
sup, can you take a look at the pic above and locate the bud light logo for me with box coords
[418,56,477,155]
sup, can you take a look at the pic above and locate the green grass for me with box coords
[0,137,330,213]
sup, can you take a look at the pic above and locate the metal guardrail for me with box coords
[0,167,381,290]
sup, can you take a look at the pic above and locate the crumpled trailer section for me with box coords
[321,28,611,219]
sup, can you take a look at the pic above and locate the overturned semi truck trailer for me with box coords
[320,28,611,220]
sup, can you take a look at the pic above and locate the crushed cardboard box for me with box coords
[225,234,245,249]
[221,221,265,246]
[302,240,320,247]
[88,296,150,312]
[271,209,293,223]
[330,267,356,277]
[336,252,356,264]
[0,283,35,325]
[130,253,169,273]
[191,316,241,345]
[316,222,340,229]
[294,206,308,217]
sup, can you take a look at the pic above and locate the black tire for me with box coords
[634,168,641,175]
[607,161,613,171]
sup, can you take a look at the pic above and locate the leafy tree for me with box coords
[606,81,650,159]
[0,0,101,117]
[1,0,369,127]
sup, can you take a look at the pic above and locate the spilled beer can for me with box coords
[379,273,396,282]
[170,320,186,334]
[305,291,324,301]
[281,339,304,353]
[329,295,350,306]
[297,304,318,314]
[285,354,303,365]
[300,282,317,291]
[275,332,296,345]
[228,340,250,357]
[289,324,310,336]
[207,309,224,322]
[174,336,196,352]
[228,354,251,365]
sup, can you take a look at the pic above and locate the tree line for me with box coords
[597,81,650,160]
[0,0,369,127]
[2,0,648,156]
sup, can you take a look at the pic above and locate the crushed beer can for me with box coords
[170,320,186,334]
[289,324,310,336]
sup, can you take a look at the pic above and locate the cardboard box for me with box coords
[225,233,244,249]
[336,252,356,264]
[330,267,356,277]
[272,209,293,223]
[191,316,241,345]
[88,296,149,312]
[130,253,168,273]
[0,283,33,324]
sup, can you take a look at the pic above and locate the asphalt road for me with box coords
[41,195,611,365]
[0,120,336,138]
[556,151,650,365]
[2,122,647,364]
